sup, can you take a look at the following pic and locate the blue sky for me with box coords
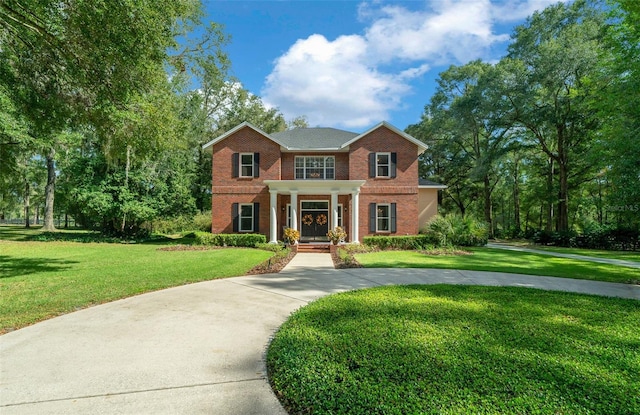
[203,0,568,131]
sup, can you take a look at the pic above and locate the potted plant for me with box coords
[283,227,300,245]
[327,226,347,245]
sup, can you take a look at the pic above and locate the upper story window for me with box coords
[295,156,335,180]
[232,152,259,178]
[369,152,397,178]
[240,153,254,178]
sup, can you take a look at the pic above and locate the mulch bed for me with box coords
[419,249,473,256]
[157,244,223,251]
[330,246,363,269]
[247,249,297,274]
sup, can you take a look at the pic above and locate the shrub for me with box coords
[421,215,488,247]
[531,224,639,251]
[149,211,212,234]
[283,228,300,244]
[363,235,433,250]
[193,232,266,247]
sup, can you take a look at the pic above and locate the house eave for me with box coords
[340,121,428,155]
[263,179,366,195]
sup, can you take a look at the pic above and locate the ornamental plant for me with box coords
[283,227,300,245]
[327,226,347,244]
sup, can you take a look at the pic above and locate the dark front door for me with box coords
[300,210,329,241]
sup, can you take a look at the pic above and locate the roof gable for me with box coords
[202,122,285,153]
[340,122,427,155]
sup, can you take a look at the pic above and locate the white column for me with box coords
[351,190,360,243]
[331,191,339,230]
[269,190,278,243]
[290,191,298,232]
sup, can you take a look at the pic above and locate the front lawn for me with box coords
[268,285,640,415]
[354,247,640,284]
[0,239,273,333]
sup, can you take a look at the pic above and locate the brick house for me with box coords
[202,121,445,243]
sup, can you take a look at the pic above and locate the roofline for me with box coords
[419,184,448,189]
[340,121,428,155]
[202,121,428,154]
[201,122,286,153]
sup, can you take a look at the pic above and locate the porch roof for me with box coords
[263,179,366,195]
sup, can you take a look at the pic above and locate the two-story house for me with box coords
[202,121,445,243]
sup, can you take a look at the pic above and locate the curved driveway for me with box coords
[1,253,638,414]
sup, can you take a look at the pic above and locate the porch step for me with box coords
[296,243,331,253]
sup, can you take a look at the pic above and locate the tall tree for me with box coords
[505,0,608,231]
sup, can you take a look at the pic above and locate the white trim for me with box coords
[337,203,343,227]
[294,155,335,180]
[419,184,448,189]
[202,122,286,153]
[238,203,254,232]
[239,152,254,178]
[375,152,391,178]
[340,121,428,155]
[264,180,365,195]
[376,203,391,233]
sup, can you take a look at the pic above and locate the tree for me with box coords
[410,61,514,234]
[505,0,608,231]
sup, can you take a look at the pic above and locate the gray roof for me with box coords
[271,127,359,150]
[419,179,447,188]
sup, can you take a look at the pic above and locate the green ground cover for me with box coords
[354,248,640,284]
[268,285,640,415]
[0,231,272,332]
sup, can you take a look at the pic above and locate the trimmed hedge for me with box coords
[363,235,434,250]
[531,227,640,251]
[194,232,266,247]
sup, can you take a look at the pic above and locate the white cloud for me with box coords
[262,0,565,129]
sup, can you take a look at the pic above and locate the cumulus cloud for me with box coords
[262,0,564,129]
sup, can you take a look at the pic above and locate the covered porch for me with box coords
[263,180,365,244]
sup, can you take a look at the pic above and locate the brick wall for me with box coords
[210,126,281,237]
[348,125,421,236]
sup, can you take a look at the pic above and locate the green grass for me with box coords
[354,247,640,284]
[267,285,640,415]
[526,245,640,262]
[0,237,272,332]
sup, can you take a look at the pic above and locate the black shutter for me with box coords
[232,153,239,178]
[232,203,239,232]
[390,203,397,233]
[254,153,260,178]
[390,153,397,178]
[369,153,376,178]
[253,203,260,233]
[369,203,376,232]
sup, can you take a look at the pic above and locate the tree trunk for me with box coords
[513,158,521,232]
[120,145,131,234]
[42,147,56,231]
[24,181,30,228]
[483,175,493,237]
[557,162,569,232]
[546,157,554,231]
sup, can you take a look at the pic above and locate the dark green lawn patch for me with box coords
[355,248,640,284]
[267,285,640,415]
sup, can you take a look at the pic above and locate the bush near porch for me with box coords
[193,232,266,247]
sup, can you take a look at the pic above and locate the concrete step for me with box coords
[296,243,331,253]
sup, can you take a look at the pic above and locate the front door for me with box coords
[300,201,329,241]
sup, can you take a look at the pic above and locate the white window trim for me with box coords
[376,203,391,232]
[239,203,254,232]
[337,203,343,227]
[239,153,254,178]
[286,203,292,229]
[295,156,335,180]
[376,152,391,178]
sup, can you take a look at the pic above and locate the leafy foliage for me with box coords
[193,232,266,247]
[268,285,640,415]
[422,215,489,247]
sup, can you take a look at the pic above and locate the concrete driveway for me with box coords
[1,253,638,414]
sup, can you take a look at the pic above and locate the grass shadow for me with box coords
[0,255,79,279]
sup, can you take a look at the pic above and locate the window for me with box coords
[295,156,335,180]
[369,203,397,233]
[337,203,343,227]
[376,153,390,177]
[233,153,259,178]
[240,153,254,178]
[239,204,254,232]
[369,152,396,178]
[233,202,259,232]
[377,204,390,232]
